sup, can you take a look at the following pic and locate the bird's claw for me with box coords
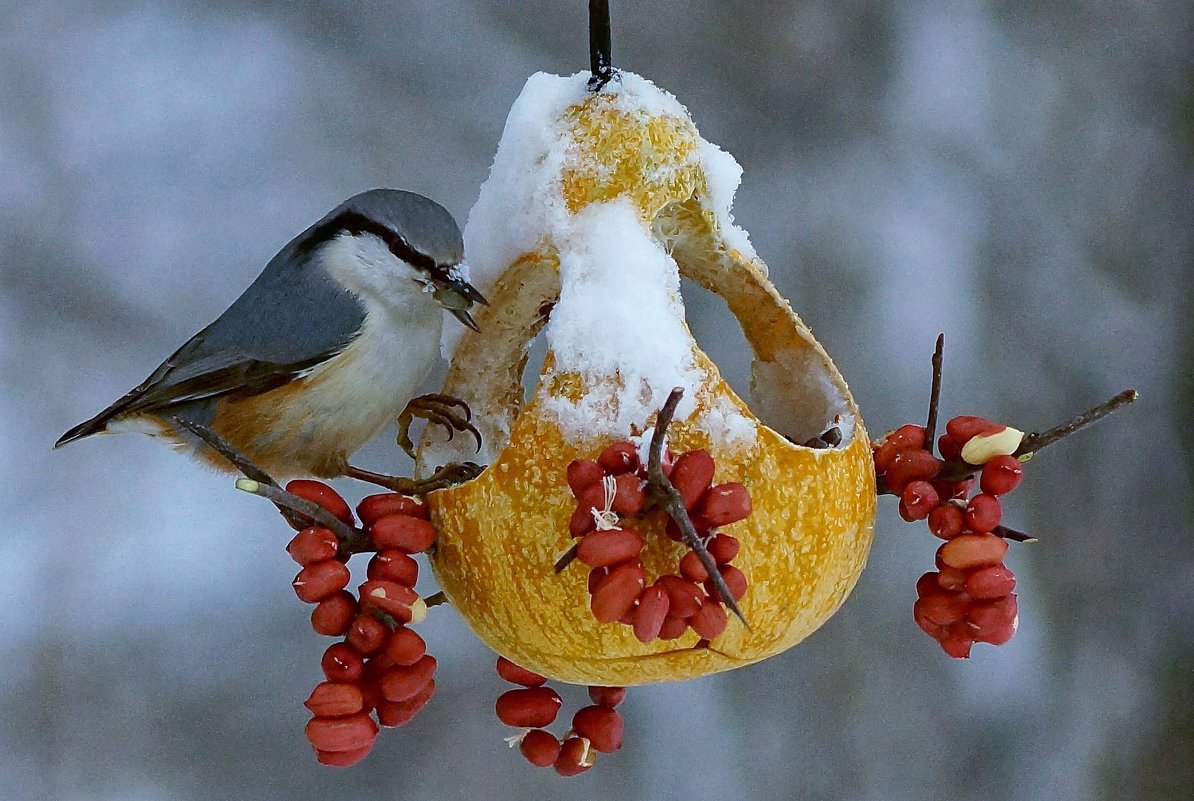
[396,394,482,458]
[345,461,484,497]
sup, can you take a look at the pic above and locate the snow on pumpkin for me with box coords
[419,71,876,686]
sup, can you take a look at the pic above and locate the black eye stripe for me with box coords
[302,210,455,281]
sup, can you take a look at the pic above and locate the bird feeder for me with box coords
[418,71,875,686]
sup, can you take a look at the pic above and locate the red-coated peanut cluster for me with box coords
[872,417,1025,658]
[285,480,438,766]
[566,441,752,643]
[494,656,627,777]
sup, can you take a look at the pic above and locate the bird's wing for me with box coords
[57,241,368,446]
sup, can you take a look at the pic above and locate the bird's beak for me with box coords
[433,272,488,332]
[450,306,480,332]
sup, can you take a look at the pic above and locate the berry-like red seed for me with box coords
[707,534,741,564]
[980,455,1024,496]
[900,480,940,521]
[689,600,728,640]
[964,493,1003,533]
[311,591,357,636]
[708,565,748,603]
[287,527,340,566]
[367,550,419,586]
[939,533,1009,570]
[611,473,647,516]
[885,450,944,494]
[520,729,562,767]
[304,681,365,717]
[496,687,563,728]
[632,584,670,643]
[346,614,390,655]
[381,626,427,667]
[658,614,689,640]
[888,423,928,452]
[380,655,437,702]
[945,416,1004,445]
[315,744,373,767]
[938,623,975,658]
[598,441,640,475]
[587,686,628,708]
[369,515,437,554]
[937,433,963,461]
[965,564,1017,599]
[915,571,940,598]
[569,503,597,538]
[590,561,647,624]
[357,493,429,526]
[928,503,965,540]
[496,656,548,687]
[286,480,354,525]
[321,642,365,683]
[359,580,420,622]
[576,528,646,568]
[678,551,710,583]
[936,565,968,591]
[377,679,435,727]
[670,450,716,510]
[554,736,595,777]
[567,459,605,495]
[305,712,378,753]
[657,574,704,618]
[293,560,352,603]
[698,483,752,527]
[915,592,969,626]
[572,705,624,753]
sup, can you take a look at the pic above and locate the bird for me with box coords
[55,188,486,482]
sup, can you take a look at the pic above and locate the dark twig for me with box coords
[994,525,1037,544]
[345,462,484,494]
[647,388,748,627]
[169,414,310,529]
[1016,389,1139,458]
[234,478,373,554]
[554,543,580,573]
[925,333,945,452]
[587,0,616,91]
[879,388,1140,496]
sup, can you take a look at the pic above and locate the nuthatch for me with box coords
[56,189,486,480]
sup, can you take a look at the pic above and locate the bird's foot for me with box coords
[396,394,482,458]
[345,461,485,497]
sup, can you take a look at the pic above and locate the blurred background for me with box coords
[3,1,1191,799]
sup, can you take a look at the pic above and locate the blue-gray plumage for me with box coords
[56,189,484,478]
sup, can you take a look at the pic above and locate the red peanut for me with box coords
[369,514,436,553]
[356,493,428,526]
[293,560,351,603]
[571,705,624,753]
[689,600,728,640]
[698,483,752,526]
[670,449,715,510]
[311,591,357,636]
[377,679,435,728]
[495,687,563,728]
[380,655,437,702]
[304,682,364,717]
[367,550,419,586]
[632,584,670,643]
[939,534,1008,570]
[576,528,645,568]
[304,712,377,753]
[286,480,354,525]
[520,729,562,767]
[587,686,627,708]
[590,561,646,623]
[287,527,339,565]
[496,656,547,687]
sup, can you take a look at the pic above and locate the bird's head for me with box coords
[303,189,487,330]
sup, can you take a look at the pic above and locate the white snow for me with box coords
[447,70,764,445]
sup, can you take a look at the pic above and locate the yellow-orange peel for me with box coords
[418,72,876,686]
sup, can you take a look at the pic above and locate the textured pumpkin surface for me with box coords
[428,353,874,685]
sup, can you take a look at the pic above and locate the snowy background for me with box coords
[3,2,1192,800]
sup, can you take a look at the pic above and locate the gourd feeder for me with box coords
[417,69,877,686]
